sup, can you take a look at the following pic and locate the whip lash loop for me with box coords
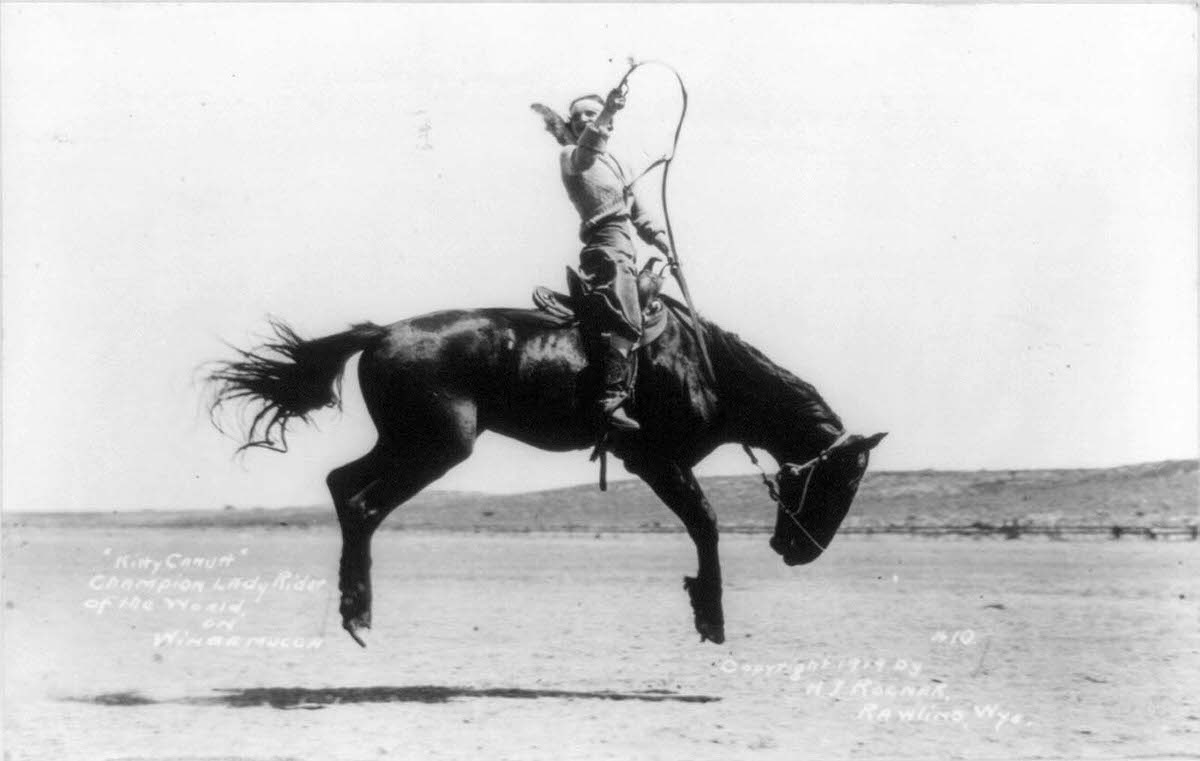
[615,58,715,383]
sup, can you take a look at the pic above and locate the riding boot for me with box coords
[597,333,641,432]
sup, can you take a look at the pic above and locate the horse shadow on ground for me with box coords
[72,686,721,710]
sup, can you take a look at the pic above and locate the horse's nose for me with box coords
[770,535,823,566]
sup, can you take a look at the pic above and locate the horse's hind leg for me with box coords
[327,404,476,646]
[329,447,466,646]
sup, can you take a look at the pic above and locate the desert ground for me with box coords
[4,523,1198,761]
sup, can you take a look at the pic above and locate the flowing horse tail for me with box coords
[207,318,389,453]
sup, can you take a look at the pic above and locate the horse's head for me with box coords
[769,432,887,566]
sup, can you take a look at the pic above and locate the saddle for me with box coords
[532,260,670,350]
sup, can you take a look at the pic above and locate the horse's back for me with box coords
[357,303,714,454]
[360,307,595,450]
[369,307,583,368]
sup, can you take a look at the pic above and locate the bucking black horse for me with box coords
[207,294,885,646]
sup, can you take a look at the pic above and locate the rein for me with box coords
[742,431,852,553]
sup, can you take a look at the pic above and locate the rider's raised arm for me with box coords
[564,123,611,173]
[564,89,625,174]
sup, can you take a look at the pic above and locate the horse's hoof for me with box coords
[342,618,371,648]
[697,621,725,645]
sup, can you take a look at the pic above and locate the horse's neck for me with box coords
[706,327,843,465]
[732,398,841,466]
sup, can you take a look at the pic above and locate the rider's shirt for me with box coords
[560,124,665,248]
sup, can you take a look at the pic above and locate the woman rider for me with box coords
[557,88,672,432]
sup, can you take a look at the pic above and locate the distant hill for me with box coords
[5,460,1196,533]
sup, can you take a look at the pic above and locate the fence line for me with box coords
[837,524,1198,540]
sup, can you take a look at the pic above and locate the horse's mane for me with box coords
[699,314,844,431]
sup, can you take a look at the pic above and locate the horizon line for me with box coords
[3,457,1195,516]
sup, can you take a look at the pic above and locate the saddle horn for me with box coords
[637,258,665,305]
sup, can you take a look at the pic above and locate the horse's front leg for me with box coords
[625,456,724,644]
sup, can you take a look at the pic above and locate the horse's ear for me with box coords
[841,431,887,455]
[860,432,888,451]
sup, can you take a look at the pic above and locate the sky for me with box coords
[2,3,1196,512]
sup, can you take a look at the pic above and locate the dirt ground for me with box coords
[4,527,1198,760]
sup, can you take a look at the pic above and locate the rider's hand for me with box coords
[606,88,627,112]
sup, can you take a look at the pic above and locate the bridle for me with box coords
[742,431,852,553]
